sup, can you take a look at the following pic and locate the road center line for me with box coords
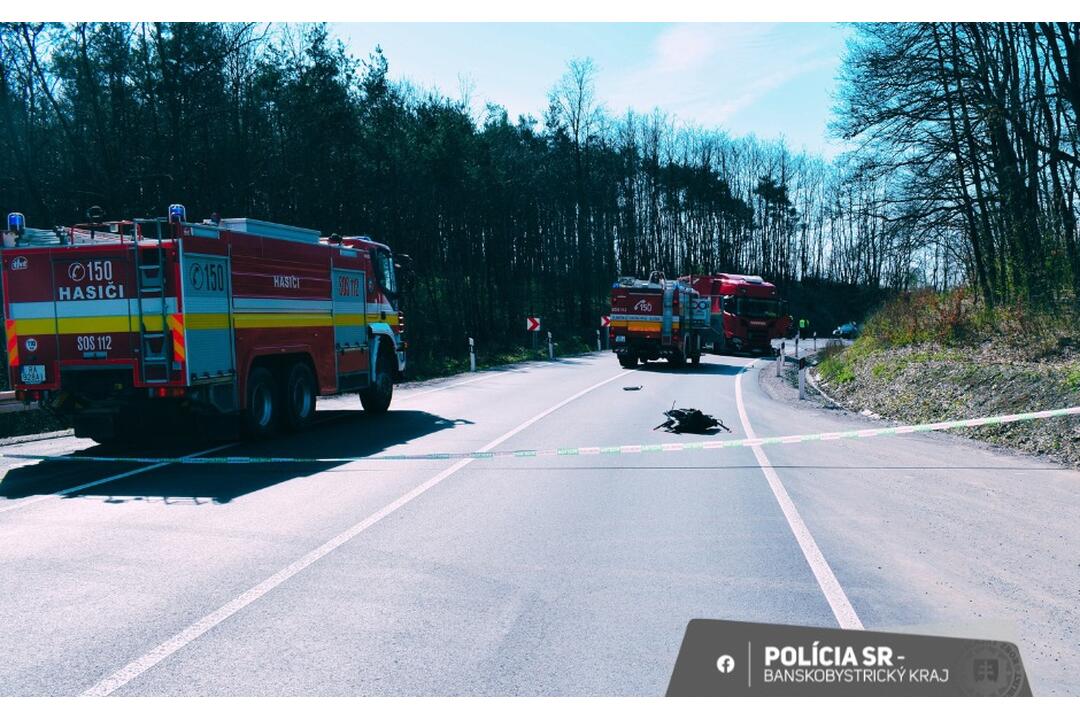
[81,368,633,697]
[734,361,863,630]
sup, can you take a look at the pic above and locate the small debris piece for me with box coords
[623,385,643,391]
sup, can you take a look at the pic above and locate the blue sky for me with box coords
[331,23,853,158]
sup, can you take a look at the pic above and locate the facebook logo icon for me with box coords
[716,655,736,674]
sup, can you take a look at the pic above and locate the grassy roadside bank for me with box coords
[812,290,1080,467]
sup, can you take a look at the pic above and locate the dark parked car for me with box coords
[832,321,859,339]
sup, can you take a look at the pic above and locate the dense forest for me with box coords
[1,23,1077,370]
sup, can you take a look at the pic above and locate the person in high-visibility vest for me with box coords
[798,317,809,339]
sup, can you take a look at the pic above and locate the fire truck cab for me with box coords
[680,273,790,355]
[1,206,406,443]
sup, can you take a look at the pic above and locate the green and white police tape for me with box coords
[0,406,1076,465]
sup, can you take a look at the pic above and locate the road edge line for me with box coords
[81,367,633,696]
[735,361,864,630]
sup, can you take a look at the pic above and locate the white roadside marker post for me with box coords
[814,332,817,351]
[548,331,554,360]
[799,356,807,400]
[596,329,601,352]
[469,337,476,372]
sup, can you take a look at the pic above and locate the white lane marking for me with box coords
[82,368,633,697]
[0,444,238,515]
[734,362,863,630]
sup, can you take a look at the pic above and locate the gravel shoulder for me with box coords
[765,342,1080,469]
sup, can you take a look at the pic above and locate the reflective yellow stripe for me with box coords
[609,320,680,332]
[233,313,332,329]
[334,313,366,326]
[13,312,373,335]
[364,313,398,326]
[168,313,185,362]
[5,319,18,366]
[185,313,230,331]
[185,313,342,330]
[12,316,168,334]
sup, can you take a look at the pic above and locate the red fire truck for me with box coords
[608,272,708,368]
[1,206,406,443]
[680,273,790,355]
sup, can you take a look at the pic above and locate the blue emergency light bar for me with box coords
[7,212,25,233]
[168,204,187,222]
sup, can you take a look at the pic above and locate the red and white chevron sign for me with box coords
[600,315,611,328]
[526,316,541,332]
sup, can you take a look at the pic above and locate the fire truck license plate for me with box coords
[20,365,45,385]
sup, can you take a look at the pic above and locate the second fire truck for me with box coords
[608,272,709,367]
[1,205,406,443]
[680,273,791,354]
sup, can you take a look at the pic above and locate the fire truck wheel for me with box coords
[242,367,278,437]
[360,359,394,414]
[618,355,638,368]
[690,353,701,366]
[282,362,317,430]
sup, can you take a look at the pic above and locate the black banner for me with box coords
[667,619,1031,696]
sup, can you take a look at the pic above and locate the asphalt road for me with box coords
[0,352,1077,696]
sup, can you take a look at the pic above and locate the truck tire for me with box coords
[618,354,638,368]
[360,348,394,415]
[668,352,686,368]
[80,413,141,447]
[242,367,278,438]
[281,362,317,431]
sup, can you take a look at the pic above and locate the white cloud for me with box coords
[706,56,837,123]
[651,24,720,74]
[604,23,844,138]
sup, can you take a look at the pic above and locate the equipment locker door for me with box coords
[661,282,674,345]
[332,268,368,377]
[181,252,234,382]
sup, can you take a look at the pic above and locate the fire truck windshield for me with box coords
[737,297,781,318]
[374,249,398,296]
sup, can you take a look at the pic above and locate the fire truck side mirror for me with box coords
[394,254,416,290]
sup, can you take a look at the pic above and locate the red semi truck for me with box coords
[1,206,406,442]
[608,272,709,368]
[680,273,791,355]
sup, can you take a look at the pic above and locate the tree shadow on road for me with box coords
[0,409,470,504]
